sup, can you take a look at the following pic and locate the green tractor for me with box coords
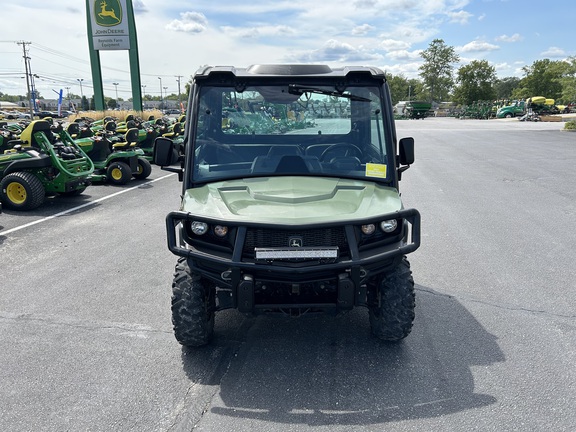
[68,122,152,185]
[0,120,94,210]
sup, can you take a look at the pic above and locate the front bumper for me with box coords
[166,208,420,312]
[166,208,420,271]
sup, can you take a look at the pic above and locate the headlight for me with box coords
[361,224,376,235]
[190,221,209,235]
[214,225,228,237]
[380,219,398,233]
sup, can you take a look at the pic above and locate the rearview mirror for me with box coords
[399,137,415,165]
[153,137,176,166]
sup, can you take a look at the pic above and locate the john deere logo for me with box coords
[289,237,303,247]
[95,0,122,26]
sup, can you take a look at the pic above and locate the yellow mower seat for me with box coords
[20,120,53,148]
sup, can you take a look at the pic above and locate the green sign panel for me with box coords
[89,0,130,50]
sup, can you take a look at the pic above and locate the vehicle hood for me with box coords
[181,177,402,225]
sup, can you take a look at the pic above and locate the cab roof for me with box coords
[193,64,387,81]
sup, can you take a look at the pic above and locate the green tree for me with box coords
[494,77,521,100]
[386,74,424,105]
[107,98,118,109]
[520,59,567,100]
[419,39,460,103]
[559,56,576,103]
[452,60,497,105]
[81,95,89,111]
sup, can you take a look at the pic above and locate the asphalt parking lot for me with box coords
[1,116,575,431]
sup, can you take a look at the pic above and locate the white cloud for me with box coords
[288,39,383,63]
[458,40,499,53]
[133,0,148,14]
[386,49,422,61]
[540,46,566,58]
[382,61,422,78]
[379,39,411,51]
[165,11,208,33]
[448,10,473,24]
[352,24,375,36]
[221,25,296,39]
[495,33,523,43]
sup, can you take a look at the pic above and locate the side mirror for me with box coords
[399,137,415,166]
[153,137,176,166]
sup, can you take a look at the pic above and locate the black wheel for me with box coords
[172,257,215,347]
[133,157,152,179]
[368,257,415,342]
[106,161,132,185]
[0,172,45,210]
[505,113,513,118]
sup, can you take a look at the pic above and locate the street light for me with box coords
[113,82,119,101]
[77,78,84,110]
[175,75,182,109]
[141,84,147,108]
[158,77,163,110]
[163,86,168,109]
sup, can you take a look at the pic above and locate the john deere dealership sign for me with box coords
[89,0,130,50]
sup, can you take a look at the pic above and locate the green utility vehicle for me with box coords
[0,120,93,210]
[69,122,151,185]
[154,64,421,346]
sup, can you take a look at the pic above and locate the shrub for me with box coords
[564,119,576,130]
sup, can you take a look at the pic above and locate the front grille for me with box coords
[243,226,348,258]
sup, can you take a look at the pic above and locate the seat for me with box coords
[67,122,80,139]
[163,122,182,138]
[19,120,53,149]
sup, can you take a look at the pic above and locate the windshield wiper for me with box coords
[288,85,371,102]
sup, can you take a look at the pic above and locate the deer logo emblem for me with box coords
[95,0,122,26]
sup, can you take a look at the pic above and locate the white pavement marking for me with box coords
[1,173,175,236]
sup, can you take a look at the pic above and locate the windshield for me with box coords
[191,84,391,183]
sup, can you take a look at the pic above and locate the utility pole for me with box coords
[65,86,71,109]
[17,41,34,118]
[158,77,163,110]
[113,82,119,107]
[77,78,84,110]
[175,75,183,110]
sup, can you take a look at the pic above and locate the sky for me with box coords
[0,0,574,101]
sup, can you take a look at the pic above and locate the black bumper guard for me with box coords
[165,208,421,275]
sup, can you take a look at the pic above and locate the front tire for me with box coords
[0,172,45,210]
[106,161,132,185]
[368,257,415,342]
[133,157,152,179]
[172,257,215,347]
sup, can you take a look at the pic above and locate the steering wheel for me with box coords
[320,143,363,162]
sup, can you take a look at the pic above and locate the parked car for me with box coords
[10,111,31,120]
[164,109,182,115]
[35,110,60,119]
[0,110,21,120]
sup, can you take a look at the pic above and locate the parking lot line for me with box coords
[1,173,175,236]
